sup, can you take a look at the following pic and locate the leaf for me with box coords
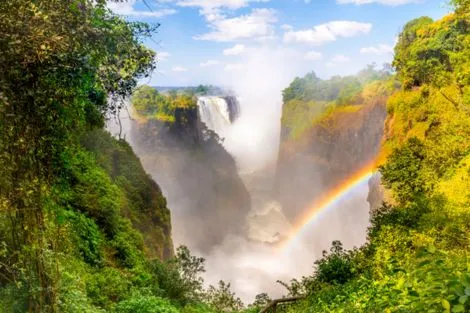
[427,245,437,253]
[451,304,464,312]
[441,299,450,311]
[458,296,467,304]
[463,274,470,288]
[465,287,470,296]
[418,260,432,267]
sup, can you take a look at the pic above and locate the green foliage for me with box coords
[150,246,206,306]
[314,241,356,285]
[278,5,470,313]
[63,149,122,238]
[64,210,103,266]
[114,295,179,313]
[452,0,470,14]
[380,137,427,203]
[282,64,391,104]
[281,65,397,140]
[205,281,244,313]
[86,268,130,308]
[249,293,271,309]
[393,12,470,92]
[132,85,197,122]
[181,303,217,313]
[0,0,158,310]
[81,129,172,260]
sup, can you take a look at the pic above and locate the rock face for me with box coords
[367,172,386,214]
[276,99,387,222]
[128,107,251,253]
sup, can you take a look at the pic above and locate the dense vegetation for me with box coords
[0,2,256,312]
[281,64,399,139]
[0,0,182,311]
[132,85,197,123]
[1,0,468,312]
[276,3,470,312]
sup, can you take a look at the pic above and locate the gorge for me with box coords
[108,74,393,301]
[1,1,469,311]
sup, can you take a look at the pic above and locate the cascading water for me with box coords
[197,96,239,137]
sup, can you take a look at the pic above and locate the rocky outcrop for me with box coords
[128,107,251,253]
[276,99,387,222]
[367,172,385,214]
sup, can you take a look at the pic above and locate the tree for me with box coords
[132,85,161,116]
[380,137,427,204]
[151,246,206,305]
[0,1,156,310]
[205,281,244,313]
[393,17,435,88]
[131,85,197,122]
[249,293,271,308]
[452,0,470,14]
[314,241,355,285]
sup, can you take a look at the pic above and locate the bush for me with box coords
[380,137,426,203]
[314,241,355,285]
[86,268,130,308]
[64,210,103,266]
[114,295,179,313]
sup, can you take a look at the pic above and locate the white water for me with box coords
[197,96,233,138]
[107,89,371,303]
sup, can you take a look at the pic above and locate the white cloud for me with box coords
[156,52,171,61]
[304,50,323,60]
[360,44,393,55]
[332,54,350,62]
[176,0,270,10]
[337,0,419,5]
[224,63,244,71]
[194,8,278,42]
[223,44,246,56]
[175,0,271,21]
[326,54,351,67]
[281,24,293,31]
[172,66,188,72]
[284,21,372,45]
[108,0,177,17]
[200,60,221,67]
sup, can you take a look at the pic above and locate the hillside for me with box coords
[276,4,470,312]
[1,1,469,312]
[276,68,397,222]
[128,86,251,252]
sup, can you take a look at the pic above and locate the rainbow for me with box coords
[279,161,377,250]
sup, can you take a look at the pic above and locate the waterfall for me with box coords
[197,96,239,137]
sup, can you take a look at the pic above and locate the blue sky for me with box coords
[109,0,450,87]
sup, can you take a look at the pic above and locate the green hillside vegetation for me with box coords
[0,1,245,312]
[281,65,399,139]
[132,86,197,123]
[276,3,470,312]
[0,2,275,312]
[1,0,469,312]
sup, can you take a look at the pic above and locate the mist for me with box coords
[194,45,372,301]
[107,44,376,304]
[219,46,306,171]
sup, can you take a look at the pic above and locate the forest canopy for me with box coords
[0,0,469,312]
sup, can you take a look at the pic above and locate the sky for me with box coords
[108,0,449,86]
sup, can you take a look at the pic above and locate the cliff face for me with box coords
[128,107,251,252]
[276,99,387,222]
[81,129,174,260]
